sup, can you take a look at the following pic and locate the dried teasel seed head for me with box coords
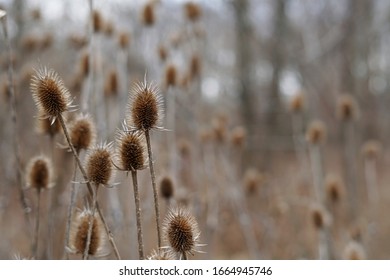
[310,206,330,230]
[26,155,53,191]
[184,2,202,22]
[93,10,104,33]
[68,34,88,49]
[141,2,155,26]
[343,241,366,260]
[324,174,344,203]
[104,69,119,97]
[306,120,326,145]
[243,168,263,195]
[289,91,305,113]
[69,114,96,152]
[116,129,147,171]
[85,143,115,186]
[127,79,164,131]
[31,8,41,21]
[336,94,359,121]
[69,209,107,256]
[362,140,382,160]
[147,248,175,260]
[165,63,177,88]
[30,67,73,120]
[118,31,130,49]
[230,126,246,148]
[159,175,174,200]
[163,207,202,257]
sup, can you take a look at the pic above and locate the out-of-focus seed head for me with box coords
[141,2,155,26]
[118,31,130,49]
[306,120,326,145]
[104,21,114,36]
[69,114,96,152]
[336,94,359,121]
[177,138,192,158]
[230,126,246,148]
[310,205,330,230]
[158,45,168,62]
[30,67,73,120]
[184,2,202,22]
[79,51,89,78]
[127,79,164,131]
[159,175,174,200]
[165,63,177,88]
[85,143,115,186]
[343,241,366,260]
[93,10,104,33]
[289,90,305,113]
[243,168,263,195]
[115,129,147,171]
[26,155,53,191]
[104,69,119,97]
[69,209,107,257]
[362,140,382,160]
[325,174,344,203]
[163,207,202,257]
[189,54,201,80]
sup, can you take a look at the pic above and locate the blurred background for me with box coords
[1,0,390,260]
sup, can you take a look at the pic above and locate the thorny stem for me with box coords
[83,184,98,260]
[64,158,78,259]
[33,189,41,259]
[1,13,31,221]
[145,129,162,250]
[57,114,121,259]
[131,170,144,259]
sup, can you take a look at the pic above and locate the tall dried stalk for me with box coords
[131,170,144,259]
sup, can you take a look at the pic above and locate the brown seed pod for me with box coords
[230,126,246,148]
[127,80,164,131]
[93,10,104,33]
[104,69,119,97]
[141,2,155,26]
[116,129,147,171]
[212,117,227,143]
[118,31,130,49]
[305,120,326,145]
[324,174,344,203]
[362,140,382,160]
[165,63,177,88]
[343,241,366,260]
[184,2,202,22]
[26,155,53,190]
[159,175,174,200]
[30,67,73,120]
[336,94,359,121]
[69,114,96,152]
[85,143,115,186]
[310,206,330,230]
[158,45,168,62]
[163,207,202,257]
[243,168,263,195]
[289,91,305,113]
[69,209,106,256]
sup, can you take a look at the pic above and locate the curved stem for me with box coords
[145,129,162,250]
[131,170,144,259]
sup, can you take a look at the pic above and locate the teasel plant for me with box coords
[126,77,164,251]
[162,207,205,260]
[336,94,360,221]
[0,9,31,223]
[305,120,333,259]
[26,155,54,259]
[114,125,148,259]
[310,204,332,260]
[30,66,121,259]
[64,113,96,259]
[361,140,381,205]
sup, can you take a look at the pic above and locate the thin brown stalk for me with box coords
[145,129,162,250]
[131,170,144,259]
[83,184,98,260]
[33,189,42,259]
[57,114,121,259]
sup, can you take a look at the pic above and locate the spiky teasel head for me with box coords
[85,142,115,187]
[159,175,174,200]
[165,63,177,88]
[30,67,74,122]
[115,128,147,172]
[362,139,382,160]
[141,2,155,26]
[127,79,164,131]
[163,207,203,258]
[336,94,359,121]
[147,248,175,260]
[36,110,61,137]
[68,209,107,257]
[325,173,344,203]
[184,2,202,22]
[289,90,305,113]
[26,155,54,191]
[230,126,246,148]
[69,114,96,153]
[343,241,366,260]
[306,120,326,145]
[310,205,331,230]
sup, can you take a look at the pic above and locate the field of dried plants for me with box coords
[1,0,390,260]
